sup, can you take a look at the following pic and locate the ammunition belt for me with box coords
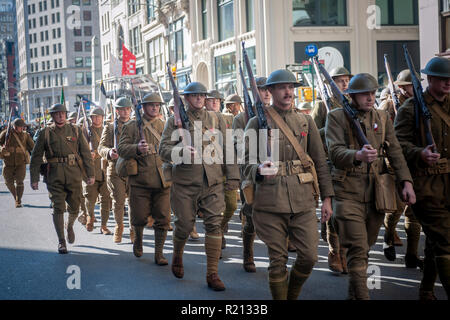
[47,154,76,165]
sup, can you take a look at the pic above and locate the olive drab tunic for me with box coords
[88,126,107,182]
[311,97,343,147]
[326,107,413,203]
[378,93,408,123]
[394,90,450,205]
[118,116,169,190]
[0,130,34,166]
[159,107,240,186]
[98,119,127,178]
[30,123,95,184]
[243,106,335,214]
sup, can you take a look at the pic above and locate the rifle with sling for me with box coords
[384,54,401,115]
[403,44,436,152]
[312,58,332,113]
[238,60,256,123]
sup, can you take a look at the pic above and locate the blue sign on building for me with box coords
[305,44,318,57]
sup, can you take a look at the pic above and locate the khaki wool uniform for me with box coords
[219,112,238,242]
[311,97,347,271]
[394,90,450,297]
[159,107,240,278]
[98,120,130,239]
[82,125,111,229]
[233,112,254,233]
[117,116,170,229]
[244,105,334,299]
[0,129,35,204]
[326,106,413,299]
[30,123,94,245]
[378,94,422,257]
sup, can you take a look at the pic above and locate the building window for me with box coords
[83,11,91,21]
[246,0,254,32]
[148,36,163,74]
[218,0,234,41]
[76,72,84,85]
[201,0,208,40]
[442,0,450,52]
[215,51,236,96]
[86,72,92,85]
[169,18,184,63]
[376,40,420,85]
[147,0,156,22]
[72,0,80,5]
[293,0,347,26]
[74,28,82,36]
[129,1,140,15]
[75,57,83,67]
[295,41,351,73]
[85,41,91,52]
[83,0,91,6]
[85,57,91,67]
[130,26,142,54]
[84,26,92,36]
[75,42,83,51]
[376,0,418,25]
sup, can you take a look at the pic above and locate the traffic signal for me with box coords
[171,66,177,80]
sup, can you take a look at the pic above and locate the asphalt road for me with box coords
[0,167,445,300]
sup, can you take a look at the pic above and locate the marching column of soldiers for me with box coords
[0,53,449,300]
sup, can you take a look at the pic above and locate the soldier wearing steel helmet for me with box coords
[81,107,112,235]
[98,97,133,244]
[243,69,334,300]
[117,92,171,265]
[394,56,450,300]
[232,76,271,273]
[160,81,240,291]
[205,90,224,113]
[378,69,423,268]
[29,103,95,254]
[311,66,353,275]
[325,73,415,299]
[67,112,78,124]
[0,118,35,207]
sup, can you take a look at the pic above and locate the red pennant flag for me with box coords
[122,44,136,76]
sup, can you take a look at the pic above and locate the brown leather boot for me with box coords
[189,224,200,240]
[243,231,256,273]
[154,228,168,266]
[393,231,403,246]
[340,248,348,274]
[133,226,144,258]
[66,223,75,244]
[114,224,124,243]
[207,273,225,291]
[86,216,94,232]
[101,226,112,235]
[172,236,187,279]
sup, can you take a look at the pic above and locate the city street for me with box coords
[0,165,445,300]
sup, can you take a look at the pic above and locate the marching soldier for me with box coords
[233,76,271,273]
[82,107,112,234]
[159,81,240,291]
[378,70,423,267]
[219,94,242,250]
[325,73,415,299]
[30,103,95,254]
[205,90,224,113]
[67,112,78,125]
[0,118,35,207]
[243,70,335,300]
[297,102,312,115]
[117,92,171,264]
[394,57,450,300]
[98,97,132,244]
[311,66,353,274]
